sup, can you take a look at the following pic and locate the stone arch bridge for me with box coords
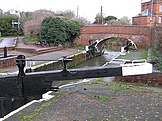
[77,25,152,48]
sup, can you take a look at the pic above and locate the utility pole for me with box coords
[100,6,103,24]
[150,0,154,44]
[77,6,79,18]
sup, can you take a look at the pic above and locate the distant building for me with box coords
[132,0,162,26]
[4,9,21,17]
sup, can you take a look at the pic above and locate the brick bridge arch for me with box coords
[77,25,152,48]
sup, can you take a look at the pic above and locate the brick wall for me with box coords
[132,16,162,26]
[132,16,151,26]
[0,56,16,68]
[80,26,150,36]
[115,72,162,86]
[15,48,37,55]
[0,47,15,53]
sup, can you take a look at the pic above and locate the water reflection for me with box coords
[75,46,121,68]
[106,45,121,51]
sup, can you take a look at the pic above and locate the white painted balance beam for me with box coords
[121,62,152,76]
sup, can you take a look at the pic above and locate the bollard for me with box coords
[4,46,7,58]
[16,55,26,97]
[16,55,26,76]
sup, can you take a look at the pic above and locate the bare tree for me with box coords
[118,16,131,25]
[56,10,75,19]
[23,9,56,36]
[105,16,131,25]
[74,17,91,26]
[93,13,104,24]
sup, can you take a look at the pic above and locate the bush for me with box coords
[40,17,80,45]
[64,18,80,43]
[150,46,162,70]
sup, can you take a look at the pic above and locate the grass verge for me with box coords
[86,94,113,102]
[84,78,160,94]
[19,102,52,121]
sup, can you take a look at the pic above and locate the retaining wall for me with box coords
[115,72,162,86]
[15,48,37,55]
[0,47,15,52]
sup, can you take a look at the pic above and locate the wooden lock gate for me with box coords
[0,55,152,118]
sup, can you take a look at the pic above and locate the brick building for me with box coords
[132,0,162,26]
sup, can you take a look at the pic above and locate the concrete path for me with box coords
[0,37,16,47]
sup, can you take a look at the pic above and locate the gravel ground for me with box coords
[6,79,162,121]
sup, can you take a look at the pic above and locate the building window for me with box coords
[141,9,151,16]
[159,17,162,23]
[159,5,162,12]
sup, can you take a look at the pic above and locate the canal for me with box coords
[53,46,122,88]
[53,46,148,89]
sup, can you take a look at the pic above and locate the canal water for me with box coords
[56,46,121,88]
[75,49,120,68]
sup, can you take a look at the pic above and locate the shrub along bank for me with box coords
[150,46,162,71]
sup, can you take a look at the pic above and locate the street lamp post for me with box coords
[15,10,20,40]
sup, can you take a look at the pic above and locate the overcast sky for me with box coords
[0,0,142,22]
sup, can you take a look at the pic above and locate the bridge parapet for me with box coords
[81,25,151,36]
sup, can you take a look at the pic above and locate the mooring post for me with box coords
[16,55,26,76]
[16,55,26,97]
[3,46,7,58]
